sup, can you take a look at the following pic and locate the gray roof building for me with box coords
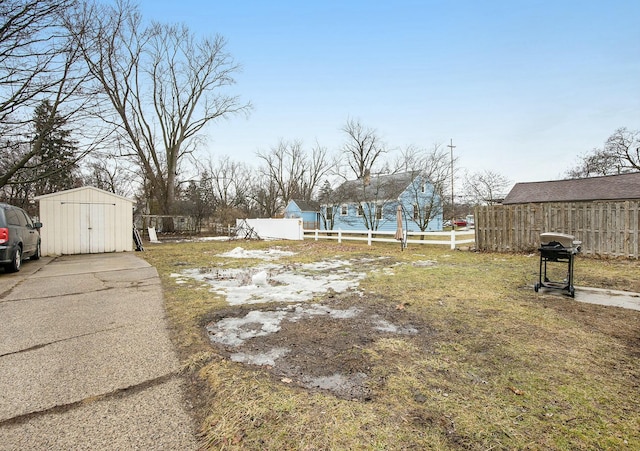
[288,199,320,212]
[335,172,417,202]
[503,172,640,204]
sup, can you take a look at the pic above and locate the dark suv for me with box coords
[0,203,42,272]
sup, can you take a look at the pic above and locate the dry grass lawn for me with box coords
[141,239,640,450]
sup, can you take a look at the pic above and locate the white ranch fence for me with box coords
[304,229,476,249]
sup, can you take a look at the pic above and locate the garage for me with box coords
[35,186,135,256]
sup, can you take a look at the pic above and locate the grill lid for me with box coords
[540,232,581,249]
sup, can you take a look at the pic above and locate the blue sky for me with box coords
[137,0,640,189]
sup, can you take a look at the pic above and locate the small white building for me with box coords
[35,186,135,256]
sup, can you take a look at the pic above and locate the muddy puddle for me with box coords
[205,293,424,400]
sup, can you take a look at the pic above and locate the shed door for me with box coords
[79,203,116,253]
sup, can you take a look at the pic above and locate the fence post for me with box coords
[368,230,372,246]
[314,229,318,241]
[338,230,342,244]
[450,229,456,250]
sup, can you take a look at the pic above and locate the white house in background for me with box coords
[35,186,135,256]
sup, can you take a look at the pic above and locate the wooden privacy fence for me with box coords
[475,201,640,258]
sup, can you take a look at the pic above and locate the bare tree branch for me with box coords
[566,127,640,178]
[69,0,251,218]
[0,0,100,192]
[257,139,332,210]
[463,170,510,206]
[340,118,386,179]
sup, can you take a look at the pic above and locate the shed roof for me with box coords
[503,172,640,204]
[34,186,135,203]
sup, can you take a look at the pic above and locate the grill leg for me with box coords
[543,259,549,282]
[538,255,543,286]
[567,255,575,297]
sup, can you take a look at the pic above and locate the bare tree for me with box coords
[0,0,97,191]
[0,0,71,124]
[250,173,280,218]
[340,118,387,179]
[391,144,424,173]
[257,139,332,211]
[208,157,250,209]
[565,148,620,178]
[257,140,306,208]
[464,169,510,206]
[566,128,640,178]
[82,151,139,197]
[200,156,252,225]
[603,127,640,172]
[300,141,333,200]
[68,0,250,223]
[396,144,450,231]
[317,180,341,230]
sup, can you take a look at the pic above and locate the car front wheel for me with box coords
[5,247,22,272]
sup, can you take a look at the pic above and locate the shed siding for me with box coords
[37,187,134,256]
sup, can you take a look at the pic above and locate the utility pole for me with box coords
[448,138,456,230]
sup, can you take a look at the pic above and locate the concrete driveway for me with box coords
[0,253,199,450]
[535,285,640,311]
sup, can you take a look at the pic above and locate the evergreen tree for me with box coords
[31,99,81,195]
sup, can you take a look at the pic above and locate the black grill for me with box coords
[534,233,581,297]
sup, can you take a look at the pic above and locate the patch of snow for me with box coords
[355,256,391,263]
[287,303,361,321]
[218,246,296,260]
[230,347,290,366]
[207,303,362,347]
[180,260,364,306]
[251,270,269,286]
[371,316,418,335]
[301,259,352,271]
[207,310,288,346]
[170,273,189,284]
[300,372,369,398]
[413,260,437,267]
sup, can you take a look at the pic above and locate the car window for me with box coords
[5,208,20,226]
[17,209,32,227]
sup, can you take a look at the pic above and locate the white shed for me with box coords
[35,186,135,256]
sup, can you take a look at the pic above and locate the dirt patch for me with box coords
[205,291,428,400]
